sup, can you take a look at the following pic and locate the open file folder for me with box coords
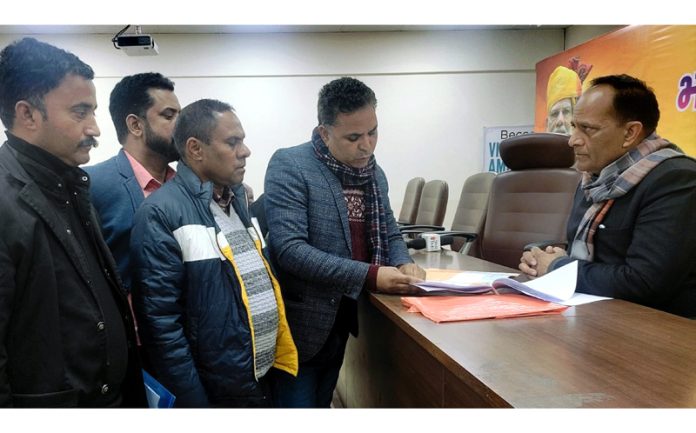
[415,261,610,306]
[404,261,612,323]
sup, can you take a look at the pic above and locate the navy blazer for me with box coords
[264,142,412,362]
[84,149,145,291]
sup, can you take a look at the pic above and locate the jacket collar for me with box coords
[175,159,250,224]
[306,143,352,251]
[115,148,135,178]
[5,131,90,196]
[175,159,213,201]
[115,148,146,210]
[1,134,120,292]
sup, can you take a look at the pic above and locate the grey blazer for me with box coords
[264,142,411,362]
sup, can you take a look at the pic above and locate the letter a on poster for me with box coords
[483,126,533,173]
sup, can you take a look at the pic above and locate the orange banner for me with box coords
[535,25,696,156]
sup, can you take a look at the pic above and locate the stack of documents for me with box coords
[403,261,612,323]
[414,261,610,306]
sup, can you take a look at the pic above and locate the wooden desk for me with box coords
[335,250,696,408]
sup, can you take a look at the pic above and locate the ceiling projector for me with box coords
[115,34,159,56]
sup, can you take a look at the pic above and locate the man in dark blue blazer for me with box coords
[264,77,425,407]
[84,73,180,293]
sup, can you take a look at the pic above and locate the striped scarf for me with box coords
[311,127,389,265]
[570,133,683,261]
[210,202,279,379]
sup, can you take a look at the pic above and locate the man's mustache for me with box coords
[79,137,99,148]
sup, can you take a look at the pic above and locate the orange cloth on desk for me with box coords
[402,294,568,323]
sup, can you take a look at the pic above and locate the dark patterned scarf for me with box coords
[570,133,683,261]
[311,127,389,265]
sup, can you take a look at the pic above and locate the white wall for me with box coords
[0,28,565,227]
[564,25,625,49]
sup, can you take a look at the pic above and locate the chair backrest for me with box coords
[450,172,496,256]
[414,180,449,226]
[398,177,425,224]
[479,133,581,269]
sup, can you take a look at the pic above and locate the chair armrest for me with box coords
[399,224,446,234]
[429,231,478,242]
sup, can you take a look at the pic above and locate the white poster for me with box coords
[483,125,534,173]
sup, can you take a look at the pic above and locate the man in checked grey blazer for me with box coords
[264,77,425,407]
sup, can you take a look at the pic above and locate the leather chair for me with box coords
[397,177,425,225]
[450,172,496,256]
[413,179,449,226]
[477,133,581,269]
[414,180,449,226]
[399,179,449,238]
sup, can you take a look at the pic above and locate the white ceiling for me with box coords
[0,24,569,35]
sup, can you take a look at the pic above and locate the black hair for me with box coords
[109,72,175,144]
[0,37,94,129]
[317,77,377,126]
[590,74,660,135]
[174,99,233,161]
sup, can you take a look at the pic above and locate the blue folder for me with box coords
[142,369,176,408]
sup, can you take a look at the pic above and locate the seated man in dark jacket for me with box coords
[0,37,144,407]
[130,99,298,407]
[520,74,696,318]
